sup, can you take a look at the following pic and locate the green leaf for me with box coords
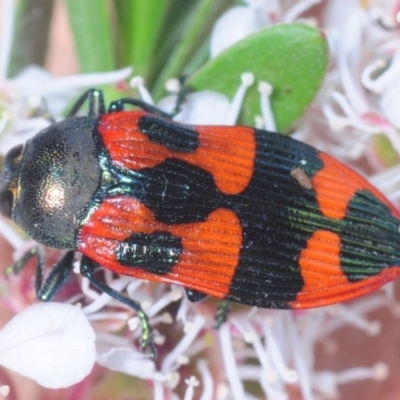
[66,0,115,72]
[188,23,329,132]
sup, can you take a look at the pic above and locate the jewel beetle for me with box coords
[1,89,400,359]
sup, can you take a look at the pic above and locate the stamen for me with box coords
[262,321,298,383]
[161,314,205,373]
[197,360,214,400]
[154,380,164,400]
[147,289,182,318]
[323,91,400,158]
[333,33,369,113]
[81,277,131,314]
[284,314,314,400]
[231,318,256,343]
[238,320,281,393]
[322,102,350,131]
[331,91,359,119]
[219,323,246,400]
[225,72,254,125]
[361,59,387,93]
[369,6,397,30]
[330,304,381,336]
[129,76,154,105]
[336,363,388,384]
[236,365,261,381]
[258,80,277,131]
[165,371,180,389]
[350,294,390,316]
[183,376,199,400]
[176,292,191,324]
[28,67,133,96]
[216,383,229,400]
[254,115,264,129]
[312,371,339,398]
[158,312,174,324]
[127,316,139,331]
[153,332,166,345]
[86,312,129,321]
[0,218,24,249]
[382,282,395,300]
[126,279,144,298]
[0,385,10,397]
[165,78,181,93]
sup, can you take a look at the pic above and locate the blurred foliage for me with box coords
[8,0,328,132]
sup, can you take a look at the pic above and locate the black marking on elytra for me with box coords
[226,130,325,307]
[134,158,223,224]
[138,115,199,152]
[340,189,400,282]
[185,288,207,302]
[116,231,182,274]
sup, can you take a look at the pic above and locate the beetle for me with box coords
[1,89,400,359]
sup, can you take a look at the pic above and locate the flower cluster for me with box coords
[0,0,400,399]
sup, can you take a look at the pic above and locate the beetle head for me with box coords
[0,117,102,249]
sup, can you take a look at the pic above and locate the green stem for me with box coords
[66,0,115,72]
[8,0,54,77]
[115,0,170,79]
[152,0,217,99]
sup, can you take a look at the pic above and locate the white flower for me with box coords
[157,72,255,125]
[210,0,322,58]
[0,303,96,388]
[210,5,269,58]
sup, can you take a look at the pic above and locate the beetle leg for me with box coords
[36,250,75,301]
[80,256,157,361]
[4,246,42,276]
[5,247,76,302]
[185,288,207,303]
[170,76,192,117]
[108,98,172,119]
[214,300,231,329]
[67,89,106,118]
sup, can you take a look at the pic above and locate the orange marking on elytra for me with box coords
[98,111,256,195]
[78,196,242,297]
[312,152,400,219]
[290,229,400,309]
[297,230,347,291]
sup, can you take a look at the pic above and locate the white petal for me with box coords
[210,7,263,58]
[97,347,156,379]
[6,65,132,116]
[0,303,96,389]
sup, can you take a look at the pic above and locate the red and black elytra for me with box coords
[1,89,400,359]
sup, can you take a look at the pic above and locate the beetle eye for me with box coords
[0,189,13,218]
[6,144,23,161]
